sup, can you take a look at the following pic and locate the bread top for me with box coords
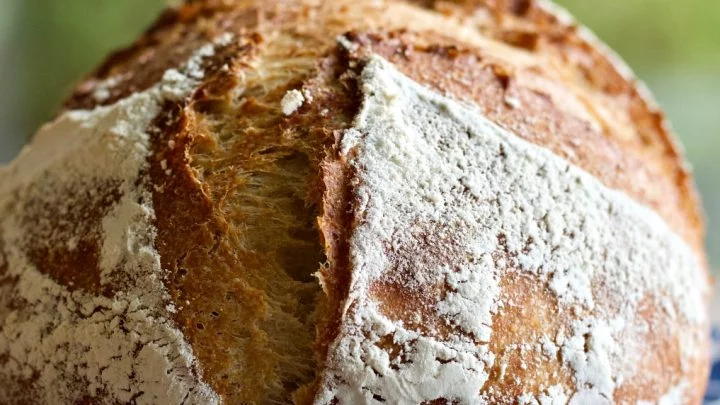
[66,0,706,254]
[0,0,709,404]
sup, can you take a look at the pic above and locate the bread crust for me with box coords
[0,0,709,403]
[66,0,706,256]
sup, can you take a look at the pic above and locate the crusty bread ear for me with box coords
[0,0,709,404]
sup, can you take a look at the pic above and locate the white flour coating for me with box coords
[159,32,234,101]
[560,319,622,399]
[281,89,306,115]
[540,335,559,359]
[518,385,568,405]
[0,34,233,404]
[316,56,707,403]
[549,266,594,310]
[92,75,123,102]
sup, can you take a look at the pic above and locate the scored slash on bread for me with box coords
[0,0,709,404]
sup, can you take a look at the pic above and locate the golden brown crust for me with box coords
[65,0,705,256]
[2,0,706,403]
[342,19,703,256]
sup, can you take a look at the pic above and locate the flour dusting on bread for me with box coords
[0,36,232,404]
[282,89,306,115]
[0,0,710,402]
[317,56,706,404]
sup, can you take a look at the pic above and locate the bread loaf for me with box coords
[0,0,710,403]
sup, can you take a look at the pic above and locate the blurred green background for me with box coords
[0,0,718,268]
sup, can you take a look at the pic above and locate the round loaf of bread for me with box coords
[0,0,710,403]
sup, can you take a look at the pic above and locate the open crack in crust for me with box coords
[0,0,706,403]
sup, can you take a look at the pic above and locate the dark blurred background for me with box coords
[0,0,718,269]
